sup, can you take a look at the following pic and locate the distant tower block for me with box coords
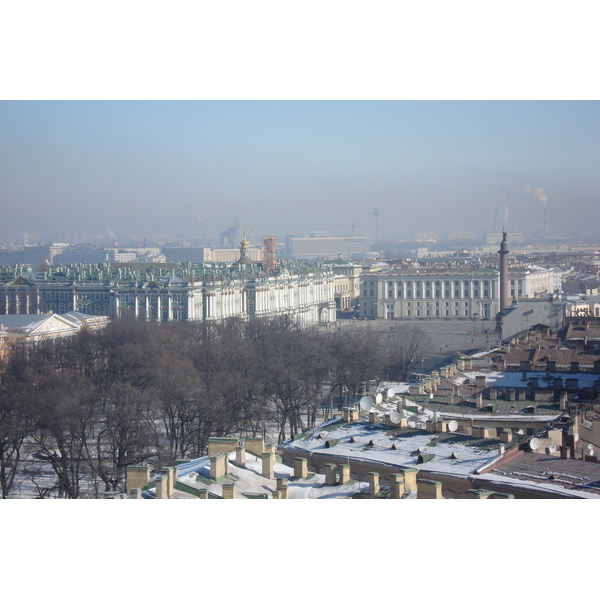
[262,236,277,273]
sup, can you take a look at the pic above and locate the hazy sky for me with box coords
[1,100,599,243]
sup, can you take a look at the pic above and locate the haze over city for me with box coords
[2,100,599,244]
[3,5,600,595]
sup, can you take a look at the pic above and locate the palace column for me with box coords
[187,291,194,320]
[112,291,120,318]
[498,232,510,311]
[134,292,139,319]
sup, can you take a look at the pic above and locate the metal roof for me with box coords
[0,313,54,330]
[414,393,562,418]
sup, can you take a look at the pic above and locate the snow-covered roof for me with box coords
[457,369,599,390]
[156,451,370,499]
[474,452,600,498]
[0,313,56,330]
[281,420,503,478]
[60,311,108,326]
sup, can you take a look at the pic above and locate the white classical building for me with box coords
[0,262,336,325]
[360,267,501,320]
[0,311,108,359]
[359,265,562,321]
[513,265,560,298]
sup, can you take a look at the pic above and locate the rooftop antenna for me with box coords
[372,209,380,242]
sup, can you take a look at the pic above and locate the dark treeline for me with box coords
[0,317,431,498]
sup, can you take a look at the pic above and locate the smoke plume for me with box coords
[523,184,548,206]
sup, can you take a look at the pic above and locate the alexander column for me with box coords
[498,231,509,311]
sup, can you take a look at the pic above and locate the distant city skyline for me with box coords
[1,101,599,243]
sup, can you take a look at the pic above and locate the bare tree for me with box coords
[29,367,96,498]
[0,350,36,498]
[327,326,383,407]
[2,312,402,497]
[385,324,433,381]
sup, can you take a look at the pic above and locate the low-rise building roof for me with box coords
[281,418,505,478]
[474,452,600,498]
[142,450,366,499]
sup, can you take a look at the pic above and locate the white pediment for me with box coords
[9,276,37,287]
[29,314,79,335]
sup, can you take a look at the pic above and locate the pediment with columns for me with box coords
[28,314,80,335]
[8,276,37,287]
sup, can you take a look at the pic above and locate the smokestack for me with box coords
[545,206,548,234]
